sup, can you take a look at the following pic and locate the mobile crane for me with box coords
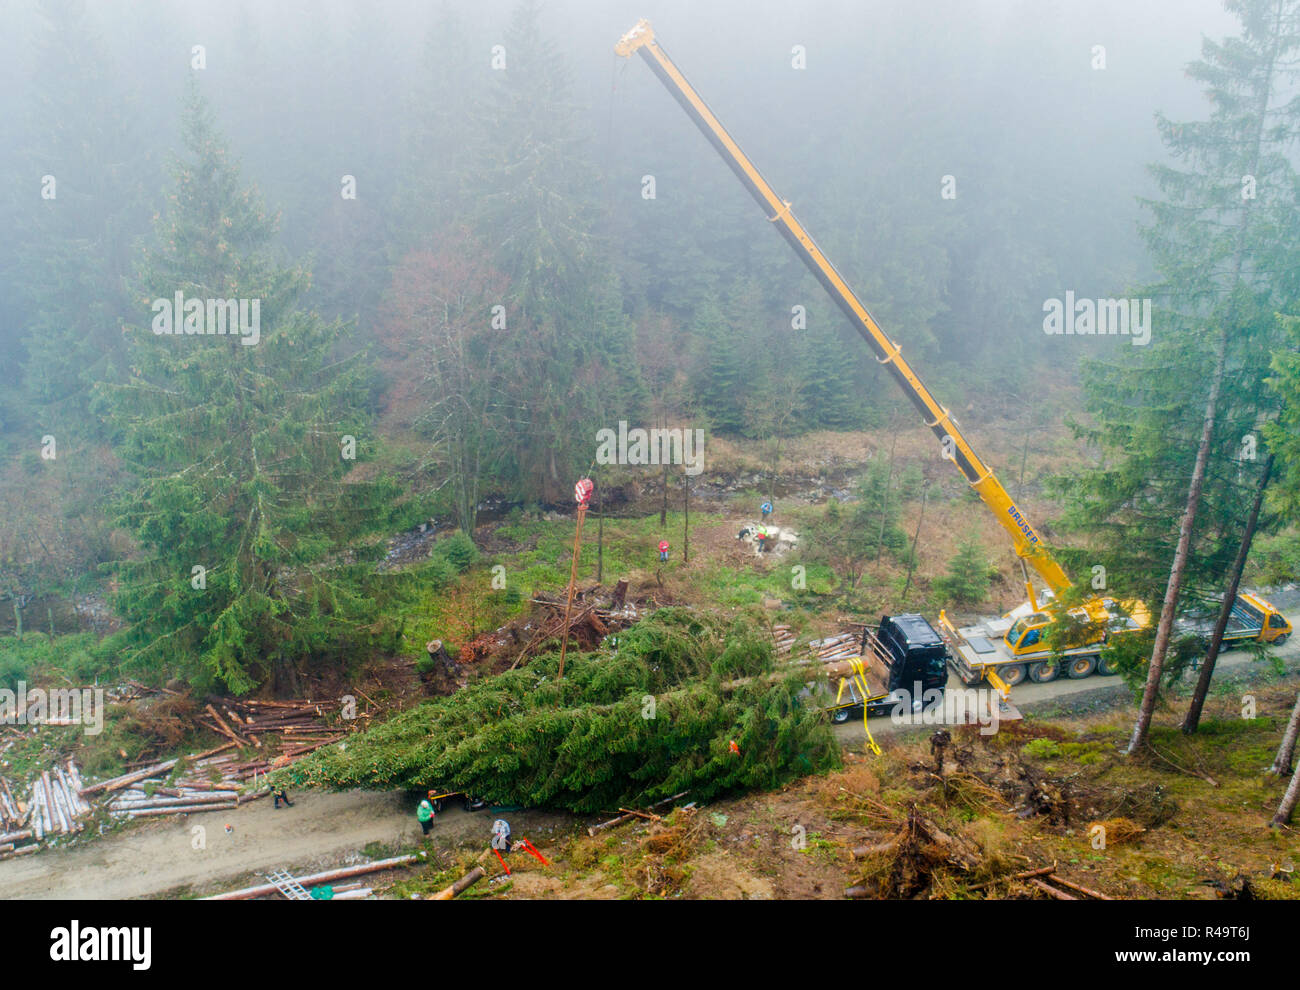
[614,19,1291,691]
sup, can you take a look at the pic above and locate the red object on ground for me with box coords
[519,838,551,866]
[575,478,594,505]
[493,847,511,875]
[729,740,740,755]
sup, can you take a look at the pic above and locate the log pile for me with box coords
[196,698,355,751]
[0,776,24,831]
[28,764,92,839]
[0,760,92,857]
[770,628,861,665]
[772,625,796,656]
[806,632,859,664]
[93,733,342,820]
[0,695,362,858]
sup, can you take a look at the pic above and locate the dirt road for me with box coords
[0,786,573,900]
[0,789,420,899]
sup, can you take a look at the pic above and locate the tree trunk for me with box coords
[660,416,668,527]
[901,483,929,604]
[877,431,898,563]
[1272,758,1300,828]
[1183,453,1273,734]
[1269,692,1300,777]
[1128,327,1228,754]
[682,470,689,564]
[1145,3,1282,751]
[12,600,22,641]
[596,482,604,584]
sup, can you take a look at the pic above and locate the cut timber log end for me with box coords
[432,866,486,900]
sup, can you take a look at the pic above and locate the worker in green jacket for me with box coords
[417,797,436,836]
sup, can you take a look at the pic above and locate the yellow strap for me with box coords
[838,657,880,755]
[861,701,881,756]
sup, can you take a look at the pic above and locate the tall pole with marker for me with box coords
[558,477,594,681]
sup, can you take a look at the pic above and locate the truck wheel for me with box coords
[832,707,851,724]
[1274,632,1290,646]
[1067,655,1098,679]
[1028,660,1060,683]
[998,664,1027,687]
[1097,655,1120,676]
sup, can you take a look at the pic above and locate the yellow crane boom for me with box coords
[616,19,1072,603]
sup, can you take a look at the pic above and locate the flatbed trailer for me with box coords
[1175,591,1292,647]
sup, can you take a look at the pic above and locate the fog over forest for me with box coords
[1,0,1244,400]
[6,0,1300,922]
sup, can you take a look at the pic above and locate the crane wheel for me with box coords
[1028,660,1060,683]
[1067,656,1098,679]
[1097,655,1120,676]
[998,664,1027,687]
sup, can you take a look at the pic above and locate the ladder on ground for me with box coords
[266,868,313,901]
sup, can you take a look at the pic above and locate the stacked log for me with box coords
[196,698,353,750]
[771,625,797,656]
[1,695,356,854]
[76,699,351,824]
[774,630,861,669]
[0,759,92,854]
[0,776,24,831]
[108,788,241,820]
[30,762,93,839]
[807,632,859,664]
[100,740,334,820]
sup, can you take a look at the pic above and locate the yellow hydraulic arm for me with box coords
[616,19,1073,603]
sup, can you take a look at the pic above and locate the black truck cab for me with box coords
[867,613,951,697]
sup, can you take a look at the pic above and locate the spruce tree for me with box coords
[1053,0,1300,752]
[1264,316,1300,518]
[94,85,378,693]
